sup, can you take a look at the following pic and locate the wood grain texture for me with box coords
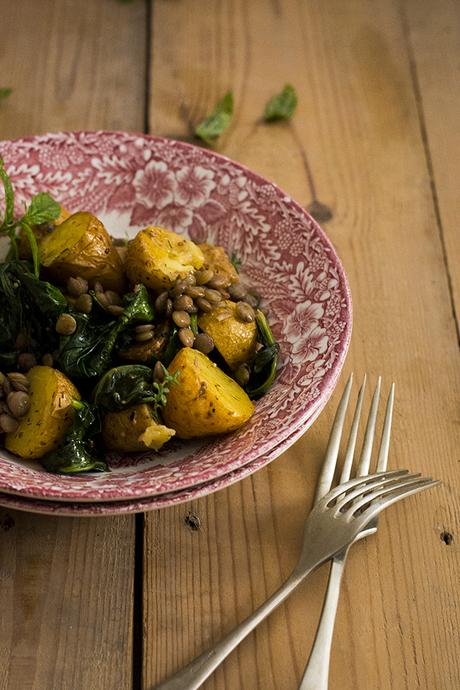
[0,1,146,688]
[145,1,460,689]
[403,0,460,334]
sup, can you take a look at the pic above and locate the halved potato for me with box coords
[198,300,257,370]
[39,211,126,292]
[125,226,204,290]
[18,204,71,259]
[5,366,80,460]
[198,243,239,285]
[163,348,254,439]
[102,404,175,451]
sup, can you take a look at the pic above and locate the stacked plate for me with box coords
[0,132,352,516]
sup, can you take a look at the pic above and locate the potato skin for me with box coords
[102,404,175,452]
[5,366,80,460]
[125,226,204,290]
[198,301,257,370]
[18,205,71,259]
[39,211,126,292]
[198,243,239,285]
[163,348,254,439]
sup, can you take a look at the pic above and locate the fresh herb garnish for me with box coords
[264,84,297,122]
[195,91,233,145]
[0,158,60,275]
[0,88,12,101]
[41,400,106,474]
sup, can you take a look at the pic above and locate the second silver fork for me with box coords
[299,374,394,690]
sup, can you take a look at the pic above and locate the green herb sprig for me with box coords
[264,84,298,122]
[0,88,12,102]
[0,157,60,276]
[195,91,233,145]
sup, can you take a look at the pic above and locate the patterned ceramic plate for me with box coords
[0,132,351,502]
[0,397,325,516]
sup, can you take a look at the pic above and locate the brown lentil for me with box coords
[178,327,195,348]
[41,353,54,367]
[67,276,88,296]
[174,294,195,313]
[95,291,110,308]
[17,353,37,371]
[0,400,9,413]
[153,360,165,382]
[2,376,11,395]
[184,285,206,299]
[172,310,191,328]
[135,324,154,334]
[196,268,214,285]
[107,304,124,317]
[235,363,251,386]
[228,282,247,301]
[196,297,213,313]
[15,332,29,350]
[105,290,122,306]
[207,275,231,289]
[183,273,196,287]
[193,333,214,354]
[0,413,19,434]
[7,372,29,392]
[135,330,154,343]
[204,288,223,304]
[235,301,255,323]
[171,279,188,297]
[243,292,260,308]
[218,290,230,300]
[215,310,232,322]
[154,291,169,313]
[75,293,93,313]
[93,281,104,293]
[7,391,30,418]
[165,298,173,318]
[56,313,77,336]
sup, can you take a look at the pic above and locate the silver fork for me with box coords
[299,374,393,689]
[154,379,438,690]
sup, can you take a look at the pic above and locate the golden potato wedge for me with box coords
[102,404,175,452]
[125,226,204,290]
[5,366,80,460]
[18,204,71,259]
[39,211,126,292]
[198,243,239,285]
[163,348,254,439]
[198,300,257,370]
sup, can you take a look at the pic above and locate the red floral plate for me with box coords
[0,397,325,516]
[0,131,351,502]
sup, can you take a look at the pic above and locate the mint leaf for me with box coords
[195,91,233,145]
[264,84,297,122]
[0,88,12,102]
[24,192,60,226]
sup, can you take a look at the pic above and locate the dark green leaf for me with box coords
[231,252,241,272]
[23,192,61,226]
[0,156,15,230]
[161,325,180,366]
[195,91,233,144]
[0,88,12,101]
[245,309,279,398]
[20,222,40,277]
[264,84,297,122]
[41,400,107,474]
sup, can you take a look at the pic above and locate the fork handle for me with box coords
[298,550,349,690]
[154,569,309,690]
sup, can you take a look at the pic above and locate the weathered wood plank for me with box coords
[145,1,460,688]
[0,1,146,688]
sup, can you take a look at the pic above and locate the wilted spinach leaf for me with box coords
[41,400,106,474]
[245,309,279,398]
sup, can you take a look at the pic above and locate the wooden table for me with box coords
[0,1,459,688]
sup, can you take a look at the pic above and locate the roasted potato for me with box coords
[198,243,239,285]
[39,211,126,292]
[125,226,204,290]
[102,403,175,451]
[5,366,80,460]
[163,348,254,438]
[198,301,257,370]
[18,204,71,259]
